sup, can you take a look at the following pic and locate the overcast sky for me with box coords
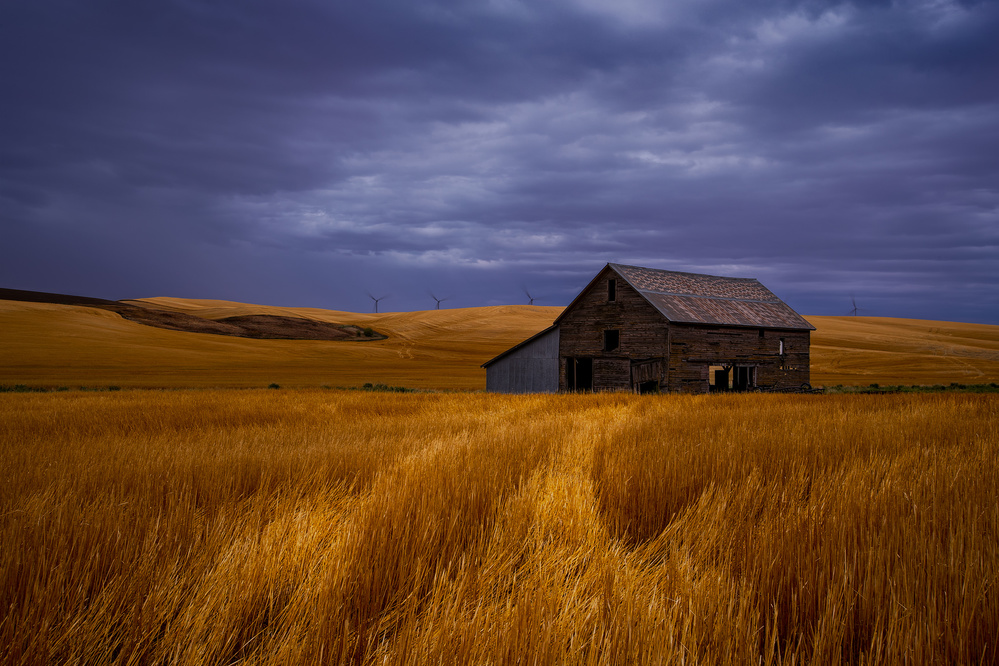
[2,0,997,323]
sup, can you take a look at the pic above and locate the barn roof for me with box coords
[557,263,815,330]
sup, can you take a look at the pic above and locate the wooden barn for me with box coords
[483,263,814,394]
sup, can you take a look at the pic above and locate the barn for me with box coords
[482,263,814,394]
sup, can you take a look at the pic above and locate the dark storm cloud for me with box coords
[1,0,996,322]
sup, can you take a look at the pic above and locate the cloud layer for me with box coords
[2,0,997,322]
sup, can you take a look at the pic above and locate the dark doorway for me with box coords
[566,357,593,391]
[637,380,659,394]
[710,365,757,392]
[710,366,730,392]
[733,366,756,391]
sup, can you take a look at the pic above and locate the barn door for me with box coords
[566,357,593,391]
[630,359,662,394]
[733,366,757,391]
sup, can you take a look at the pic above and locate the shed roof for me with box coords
[557,264,814,330]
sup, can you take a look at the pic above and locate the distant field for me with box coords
[2,390,995,664]
[1,296,997,388]
[809,315,999,387]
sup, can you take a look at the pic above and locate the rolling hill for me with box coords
[1,293,997,389]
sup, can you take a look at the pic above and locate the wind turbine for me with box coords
[847,295,864,317]
[430,292,450,310]
[367,293,388,313]
[524,288,536,305]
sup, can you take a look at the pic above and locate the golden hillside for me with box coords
[1,296,997,388]
[808,315,999,386]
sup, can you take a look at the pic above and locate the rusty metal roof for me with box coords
[610,263,814,330]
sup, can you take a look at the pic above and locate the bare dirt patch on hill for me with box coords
[0,288,382,341]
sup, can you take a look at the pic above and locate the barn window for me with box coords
[779,338,785,355]
[608,279,617,302]
[604,329,620,351]
[758,329,765,338]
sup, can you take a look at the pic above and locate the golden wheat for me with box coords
[1,390,996,664]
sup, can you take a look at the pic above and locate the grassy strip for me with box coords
[825,382,999,394]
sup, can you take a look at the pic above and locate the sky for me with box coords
[2,0,997,324]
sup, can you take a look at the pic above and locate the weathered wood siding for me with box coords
[556,265,811,393]
[485,327,560,393]
[666,325,811,393]
[558,267,668,391]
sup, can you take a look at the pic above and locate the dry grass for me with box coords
[3,297,998,389]
[2,390,995,664]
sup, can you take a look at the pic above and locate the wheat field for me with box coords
[2,389,995,664]
[2,297,998,389]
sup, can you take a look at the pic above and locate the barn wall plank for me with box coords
[485,327,559,393]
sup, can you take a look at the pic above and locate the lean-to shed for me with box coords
[482,325,559,393]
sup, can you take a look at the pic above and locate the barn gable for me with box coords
[556,265,670,392]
